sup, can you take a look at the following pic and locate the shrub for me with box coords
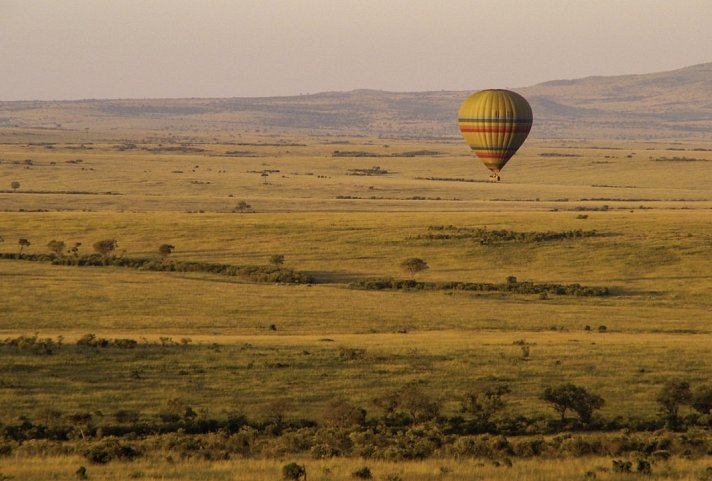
[93,239,118,256]
[637,458,652,474]
[84,439,141,464]
[76,466,88,479]
[339,347,366,361]
[282,462,307,480]
[46,240,66,256]
[612,459,632,473]
[352,466,373,479]
[692,385,712,415]
[114,410,140,424]
[0,443,12,456]
[158,244,175,256]
[400,258,428,276]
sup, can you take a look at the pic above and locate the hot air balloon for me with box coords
[458,89,532,181]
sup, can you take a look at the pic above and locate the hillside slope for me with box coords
[1,63,712,140]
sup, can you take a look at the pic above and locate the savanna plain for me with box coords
[1,125,711,481]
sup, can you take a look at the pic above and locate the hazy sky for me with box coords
[2,0,711,100]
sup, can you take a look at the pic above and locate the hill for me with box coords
[2,62,712,140]
[520,62,712,139]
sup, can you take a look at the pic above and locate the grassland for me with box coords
[4,455,712,481]
[0,127,711,479]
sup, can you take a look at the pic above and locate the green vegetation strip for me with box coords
[1,336,711,465]
[0,253,313,284]
[349,277,610,297]
[413,225,605,243]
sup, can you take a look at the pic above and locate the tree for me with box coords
[10,181,20,192]
[262,398,292,431]
[47,240,66,256]
[657,380,692,426]
[541,383,604,423]
[269,254,285,266]
[18,238,30,254]
[93,239,118,256]
[158,244,175,257]
[377,382,440,423]
[322,398,367,428]
[66,412,92,441]
[461,384,511,424]
[400,257,428,277]
[159,398,197,423]
[236,200,252,212]
[691,384,712,415]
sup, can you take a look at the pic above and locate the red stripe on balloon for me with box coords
[475,152,512,158]
[459,126,531,133]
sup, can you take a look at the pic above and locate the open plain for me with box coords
[1,92,712,480]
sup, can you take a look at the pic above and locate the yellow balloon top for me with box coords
[458,89,533,176]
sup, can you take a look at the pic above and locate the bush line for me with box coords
[414,225,605,243]
[350,277,610,297]
[0,253,314,284]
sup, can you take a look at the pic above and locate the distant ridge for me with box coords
[2,62,712,140]
[519,62,712,138]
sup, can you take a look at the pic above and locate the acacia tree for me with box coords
[542,383,604,423]
[269,254,285,266]
[400,257,429,277]
[18,238,30,254]
[47,240,66,256]
[377,382,440,423]
[236,201,251,212]
[657,380,692,428]
[10,181,20,192]
[93,239,118,256]
[462,384,511,425]
[322,398,367,428]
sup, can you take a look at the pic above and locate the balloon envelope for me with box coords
[458,89,533,177]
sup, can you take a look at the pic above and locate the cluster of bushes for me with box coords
[347,166,390,176]
[415,176,485,183]
[350,276,610,297]
[2,415,711,465]
[76,334,139,349]
[333,150,440,158]
[415,225,604,244]
[651,156,709,162]
[335,195,453,201]
[0,334,196,356]
[0,253,313,284]
[0,334,61,355]
[3,378,710,462]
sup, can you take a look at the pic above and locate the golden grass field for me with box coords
[3,454,712,481]
[1,127,711,479]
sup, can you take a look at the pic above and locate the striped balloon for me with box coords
[458,89,532,180]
